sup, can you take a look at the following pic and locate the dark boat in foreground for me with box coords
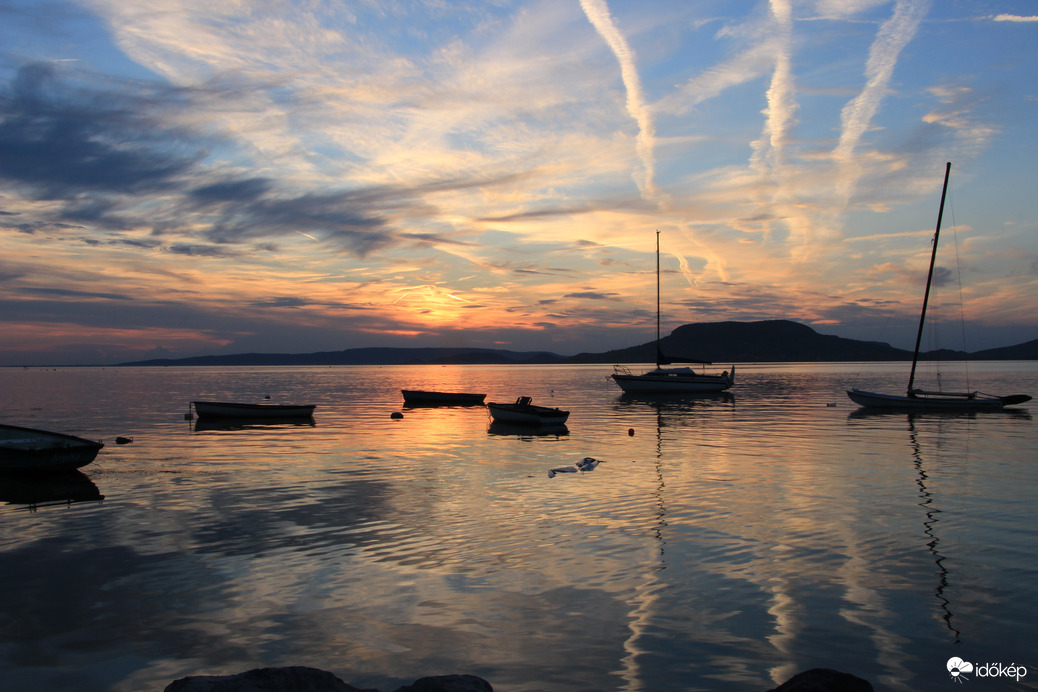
[0,424,104,472]
[192,401,317,419]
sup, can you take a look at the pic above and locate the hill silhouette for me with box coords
[120,320,1036,366]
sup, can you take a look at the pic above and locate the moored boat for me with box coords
[612,364,734,394]
[0,424,104,472]
[611,231,734,394]
[845,388,1015,410]
[486,397,569,426]
[401,390,486,406]
[192,401,316,419]
[845,163,1030,411]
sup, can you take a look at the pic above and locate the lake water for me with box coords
[1,362,1036,692]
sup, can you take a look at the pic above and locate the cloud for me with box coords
[832,0,929,199]
[579,0,657,199]
[991,14,1038,23]
[0,63,199,199]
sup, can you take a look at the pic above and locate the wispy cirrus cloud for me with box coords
[991,14,1038,23]
[833,0,930,203]
[579,0,657,199]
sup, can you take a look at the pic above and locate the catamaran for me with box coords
[846,163,1030,410]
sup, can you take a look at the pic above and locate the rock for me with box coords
[163,668,493,692]
[391,674,493,692]
[767,668,873,692]
[163,666,374,692]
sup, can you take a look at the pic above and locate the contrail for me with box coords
[752,0,796,174]
[834,0,929,202]
[579,0,657,199]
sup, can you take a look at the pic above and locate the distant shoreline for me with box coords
[4,320,1036,368]
[115,319,1038,367]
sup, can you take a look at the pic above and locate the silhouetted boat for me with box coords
[847,163,1030,411]
[611,231,734,394]
[487,397,569,425]
[0,424,104,472]
[401,390,486,406]
[192,401,316,419]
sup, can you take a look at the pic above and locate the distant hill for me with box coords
[971,339,1038,360]
[122,346,563,367]
[570,320,912,363]
[118,320,1036,367]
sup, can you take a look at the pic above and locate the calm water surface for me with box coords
[1,363,1036,691]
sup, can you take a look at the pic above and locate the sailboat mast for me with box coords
[907,161,952,395]
[656,230,661,351]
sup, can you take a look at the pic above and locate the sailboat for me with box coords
[847,162,1030,410]
[611,231,735,394]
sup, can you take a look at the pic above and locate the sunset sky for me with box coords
[2,1,1037,366]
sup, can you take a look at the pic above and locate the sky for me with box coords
[1,0,1037,366]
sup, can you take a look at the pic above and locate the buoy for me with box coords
[628,428,635,436]
[390,411,404,419]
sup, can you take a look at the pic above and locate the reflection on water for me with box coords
[0,470,104,509]
[907,414,960,645]
[0,363,1036,691]
[192,416,317,432]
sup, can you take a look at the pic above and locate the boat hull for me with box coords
[487,402,569,426]
[192,401,316,419]
[0,424,104,472]
[846,388,1007,411]
[401,390,486,405]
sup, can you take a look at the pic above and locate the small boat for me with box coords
[611,231,734,394]
[192,401,316,419]
[846,163,1030,411]
[486,397,570,426]
[0,424,104,472]
[401,390,486,406]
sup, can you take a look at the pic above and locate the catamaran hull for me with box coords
[846,388,1006,411]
